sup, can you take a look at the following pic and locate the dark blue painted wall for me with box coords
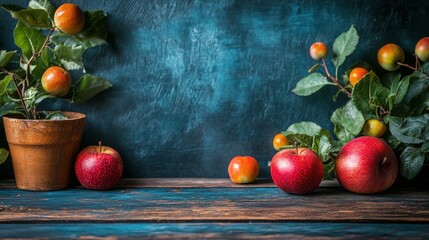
[0,0,428,178]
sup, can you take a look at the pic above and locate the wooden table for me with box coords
[0,178,428,239]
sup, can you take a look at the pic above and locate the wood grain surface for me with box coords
[1,223,428,239]
[0,178,428,239]
[0,178,427,223]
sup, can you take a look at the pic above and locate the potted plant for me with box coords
[0,0,112,191]
[274,26,429,186]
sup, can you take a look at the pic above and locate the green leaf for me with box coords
[0,148,9,165]
[28,0,55,20]
[2,5,51,29]
[284,121,332,141]
[44,111,68,120]
[54,44,85,71]
[332,25,359,68]
[389,114,429,145]
[404,74,429,104]
[14,21,46,59]
[34,92,54,104]
[398,114,429,143]
[400,146,425,180]
[330,140,344,153]
[283,134,313,148]
[0,102,20,117]
[402,75,429,116]
[389,116,421,144]
[387,74,409,110]
[307,63,322,73]
[0,50,16,67]
[312,135,331,162]
[421,141,429,153]
[51,11,108,50]
[352,72,389,118]
[72,74,112,103]
[78,11,108,42]
[292,73,334,96]
[39,45,51,67]
[384,132,402,150]
[0,75,13,96]
[415,62,429,79]
[331,100,365,142]
[323,161,335,180]
[285,121,323,136]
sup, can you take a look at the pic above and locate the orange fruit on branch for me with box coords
[41,66,72,97]
[54,3,86,35]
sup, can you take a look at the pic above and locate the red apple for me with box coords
[335,136,398,194]
[75,142,123,190]
[270,147,324,194]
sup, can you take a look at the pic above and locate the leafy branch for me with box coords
[0,0,114,164]
[285,25,429,181]
[0,0,112,120]
[321,57,351,97]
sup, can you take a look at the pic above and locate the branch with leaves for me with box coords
[281,26,429,181]
[0,0,114,164]
[0,0,112,120]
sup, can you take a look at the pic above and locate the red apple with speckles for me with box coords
[75,142,123,190]
[270,147,324,194]
[335,136,398,194]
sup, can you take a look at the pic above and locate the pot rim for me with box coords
[3,111,86,122]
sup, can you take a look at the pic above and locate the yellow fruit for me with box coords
[362,119,387,137]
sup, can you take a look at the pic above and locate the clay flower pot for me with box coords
[3,112,85,191]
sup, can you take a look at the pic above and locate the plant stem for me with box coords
[397,61,429,77]
[321,58,352,98]
[24,28,55,86]
[18,27,55,119]
[1,68,30,118]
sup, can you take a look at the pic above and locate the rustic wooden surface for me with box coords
[0,178,428,239]
[0,223,428,239]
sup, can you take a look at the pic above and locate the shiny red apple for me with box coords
[75,142,123,190]
[335,136,398,194]
[270,147,324,194]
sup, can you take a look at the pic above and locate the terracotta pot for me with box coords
[3,112,85,191]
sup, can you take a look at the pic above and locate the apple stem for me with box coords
[294,142,299,154]
[379,157,388,170]
[99,141,102,153]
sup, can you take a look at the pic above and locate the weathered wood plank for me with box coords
[0,223,428,239]
[0,178,341,188]
[0,182,427,223]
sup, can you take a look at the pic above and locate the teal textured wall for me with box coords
[0,0,428,178]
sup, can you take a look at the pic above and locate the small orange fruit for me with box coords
[415,37,429,62]
[349,67,369,87]
[377,43,405,71]
[228,156,259,184]
[309,42,328,60]
[54,3,86,35]
[41,66,72,97]
[272,133,289,150]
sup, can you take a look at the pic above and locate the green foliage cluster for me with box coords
[0,0,113,164]
[285,26,429,180]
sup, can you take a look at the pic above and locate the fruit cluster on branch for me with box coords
[275,26,429,188]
